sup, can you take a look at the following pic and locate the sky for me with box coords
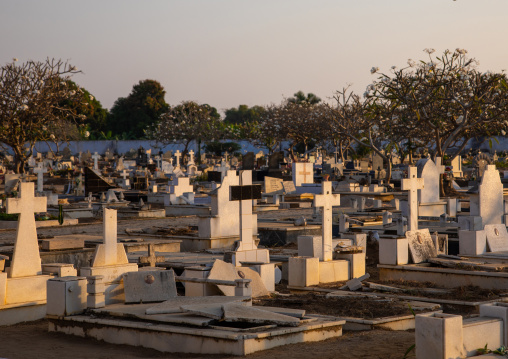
[1,1,507,114]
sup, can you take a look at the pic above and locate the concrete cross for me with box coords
[224,151,229,163]
[174,150,181,168]
[92,152,100,170]
[401,166,424,231]
[154,155,161,169]
[6,182,47,277]
[33,163,47,192]
[188,150,195,165]
[314,181,341,261]
[121,170,129,180]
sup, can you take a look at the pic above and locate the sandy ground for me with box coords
[0,320,415,359]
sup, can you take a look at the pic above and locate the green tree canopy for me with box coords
[106,79,169,139]
[224,104,265,125]
[287,91,322,105]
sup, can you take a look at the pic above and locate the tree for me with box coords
[288,90,322,105]
[0,58,82,173]
[367,48,508,161]
[107,79,169,139]
[147,101,227,157]
[224,104,265,125]
[62,80,108,138]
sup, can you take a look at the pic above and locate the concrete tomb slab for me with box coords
[222,302,300,327]
[124,270,178,304]
[207,259,240,296]
[180,303,224,320]
[146,296,251,315]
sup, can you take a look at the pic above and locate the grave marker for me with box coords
[314,182,341,261]
[402,166,424,231]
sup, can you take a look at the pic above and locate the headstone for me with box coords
[470,165,503,227]
[282,181,297,194]
[372,153,383,171]
[264,176,284,195]
[406,228,437,263]
[6,182,46,277]
[91,208,129,266]
[292,162,313,186]
[242,152,255,170]
[62,147,72,160]
[485,224,508,252]
[269,152,283,170]
[123,270,177,303]
[314,182,340,261]
[416,159,440,203]
[116,157,125,171]
[92,152,100,171]
[34,163,47,192]
[401,166,424,231]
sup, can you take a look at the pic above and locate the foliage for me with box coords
[287,90,322,105]
[107,79,169,139]
[0,58,83,173]
[367,48,508,161]
[203,141,241,156]
[61,80,108,138]
[224,104,265,125]
[147,101,227,155]
[476,344,508,356]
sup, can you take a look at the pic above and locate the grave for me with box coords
[292,162,314,186]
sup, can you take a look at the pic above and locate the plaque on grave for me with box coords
[242,152,255,170]
[208,171,222,183]
[406,229,437,263]
[230,185,262,201]
[84,167,115,194]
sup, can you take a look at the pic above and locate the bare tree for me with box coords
[0,58,82,173]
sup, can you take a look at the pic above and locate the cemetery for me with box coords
[3,141,508,358]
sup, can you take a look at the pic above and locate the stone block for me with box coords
[232,248,269,267]
[46,276,87,317]
[379,237,408,265]
[463,317,503,357]
[79,263,138,284]
[415,312,464,359]
[288,257,319,287]
[5,275,52,305]
[0,272,6,305]
[334,252,365,279]
[459,230,487,255]
[479,302,508,346]
[319,260,349,283]
[297,235,322,258]
[87,275,105,294]
[458,216,483,231]
[341,233,367,253]
[182,266,217,297]
[42,263,77,277]
[87,293,105,308]
[244,263,275,292]
[41,238,84,251]
[123,270,178,303]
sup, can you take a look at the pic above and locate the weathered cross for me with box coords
[121,169,129,180]
[33,163,47,192]
[314,181,341,261]
[92,152,100,170]
[6,182,47,277]
[174,150,181,168]
[91,208,128,266]
[401,166,424,231]
[188,150,195,165]
[154,155,161,169]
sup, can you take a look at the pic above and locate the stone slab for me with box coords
[208,259,239,296]
[236,267,269,298]
[485,224,508,253]
[406,229,437,263]
[180,303,224,320]
[41,238,85,251]
[123,270,177,304]
[222,302,300,327]
[146,296,251,315]
[259,306,306,318]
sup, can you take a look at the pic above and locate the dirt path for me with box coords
[0,320,415,359]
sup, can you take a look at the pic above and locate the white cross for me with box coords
[401,166,424,231]
[92,152,100,170]
[121,170,129,180]
[155,155,161,169]
[6,182,47,277]
[33,163,47,192]
[314,181,341,261]
[224,151,229,163]
[188,150,195,165]
[174,150,181,168]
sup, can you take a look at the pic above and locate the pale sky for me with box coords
[1,1,507,114]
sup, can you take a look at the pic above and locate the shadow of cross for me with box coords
[314,181,341,261]
[6,182,47,277]
[401,166,424,231]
